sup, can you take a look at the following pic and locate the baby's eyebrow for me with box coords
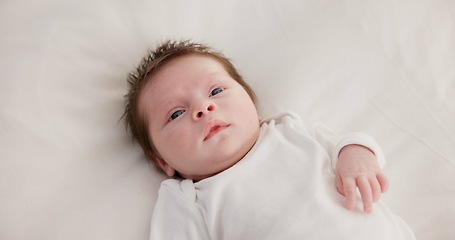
[149,96,172,122]
[156,102,173,118]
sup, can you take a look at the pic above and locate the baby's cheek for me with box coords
[168,128,195,150]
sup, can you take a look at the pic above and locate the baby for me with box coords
[123,40,415,239]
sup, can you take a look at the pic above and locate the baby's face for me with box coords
[139,55,260,181]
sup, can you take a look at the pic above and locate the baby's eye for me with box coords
[209,87,224,97]
[169,110,185,121]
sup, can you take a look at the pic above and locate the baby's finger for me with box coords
[369,177,382,202]
[357,177,373,213]
[343,177,357,211]
[377,173,389,193]
[336,172,345,195]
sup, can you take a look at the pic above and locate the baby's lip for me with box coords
[203,119,230,141]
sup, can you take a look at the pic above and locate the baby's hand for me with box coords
[335,144,389,213]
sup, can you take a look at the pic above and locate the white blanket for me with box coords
[0,0,453,239]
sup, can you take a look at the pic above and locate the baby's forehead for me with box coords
[149,54,229,84]
[159,53,224,70]
[139,54,230,109]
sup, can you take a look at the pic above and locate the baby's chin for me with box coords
[178,127,260,181]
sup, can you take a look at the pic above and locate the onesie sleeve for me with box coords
[150,179,210,240]
[309,122,386,171]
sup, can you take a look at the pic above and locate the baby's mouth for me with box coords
[203,121,230,141]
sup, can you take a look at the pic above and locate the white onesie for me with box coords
[150,112,415,240]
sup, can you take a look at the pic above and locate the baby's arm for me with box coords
[335,144,389,213]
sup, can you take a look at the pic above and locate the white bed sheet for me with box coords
[1,0,454,239]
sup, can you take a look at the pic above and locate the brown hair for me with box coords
[122,40,256,167]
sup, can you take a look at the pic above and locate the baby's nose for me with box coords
[194,103,215,119]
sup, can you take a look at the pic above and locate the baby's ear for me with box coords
[146,151,175,177]
[153,157,175,177]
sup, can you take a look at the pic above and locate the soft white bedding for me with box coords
[0,0,453,239]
